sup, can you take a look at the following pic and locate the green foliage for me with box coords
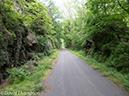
[0,1,62,94]
[0,49,60,93]
[0,0,23,39]
[35,53,46,59]
[62,0,129,90]
[0,0,62,55]
[106,43,129,71]
[37,35,48,52]
[25,2,52,35]
[63,0,129,73]
[9,66,31,84]
[49,49,60,59]
[28,0,63,50]
[33,83,43,92]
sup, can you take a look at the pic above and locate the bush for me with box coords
[37,36,49,53]
[49,49,60,59]
[9,66,31,84]
[106,43,129,72]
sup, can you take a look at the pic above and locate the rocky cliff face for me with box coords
[0,20,39,84]
[0,0,56,84]
[0,0,40,84]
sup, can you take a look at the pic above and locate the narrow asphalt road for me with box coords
[44,48,128,96]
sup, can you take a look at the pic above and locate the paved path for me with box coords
[44,48,128,96]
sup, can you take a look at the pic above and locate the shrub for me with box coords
[107,43,129,71]
[9,66,31,84]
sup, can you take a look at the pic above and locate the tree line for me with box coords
[62,0,129,73]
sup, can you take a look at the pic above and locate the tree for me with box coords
[62,0,129,71]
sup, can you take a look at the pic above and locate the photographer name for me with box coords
[0,91,40,95]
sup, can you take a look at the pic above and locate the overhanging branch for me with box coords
[117,0,129,14]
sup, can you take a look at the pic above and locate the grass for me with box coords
[68,49,129,93]
[0,49,60,96]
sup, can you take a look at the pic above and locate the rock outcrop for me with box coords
[0,0,41,84]
[0,22,39,84]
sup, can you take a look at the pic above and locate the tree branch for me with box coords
[117,0,129,14]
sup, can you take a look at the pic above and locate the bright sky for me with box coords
[53,0,66,6]
[53,0,68,10]
[37,0,86,20]
[53,0,70,19]
[37,0,68,17]
[53,0,86,19]
[53,0,75,20]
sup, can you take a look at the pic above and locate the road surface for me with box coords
[44,48,128,96]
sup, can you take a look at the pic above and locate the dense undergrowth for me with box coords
[0,49,60,96]
[69,49,129,92]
